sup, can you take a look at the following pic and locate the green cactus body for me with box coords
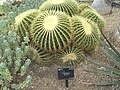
[56,46,85,66]
[72,16,100,51]
[78,3,96,13]
[39,0,78,16]
[29,42,54,64]
[80,9,105,30]
[15,9,38,41]
[31,11,72,52]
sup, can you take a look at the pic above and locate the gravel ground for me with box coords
[25,8,120,90]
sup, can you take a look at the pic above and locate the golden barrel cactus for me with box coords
[31,11,72,52]
[72,16,100,51]
[78,3,96,13]
[15,9,38,40]
[29,41,54,64]
[39,0,78,16]
[56,46,85,66]
[80,9,105,30]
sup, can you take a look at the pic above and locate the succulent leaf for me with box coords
[39,0,78,16]
[20,59,31,76]
[31,11,72,52]
[72,16,100,51]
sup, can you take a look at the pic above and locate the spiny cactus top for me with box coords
[80,9,105,30]
[56,46,85,66]
[72,16,100,51]
[15,9,38,40]
[39,0,78,16]
[31,11,72,52]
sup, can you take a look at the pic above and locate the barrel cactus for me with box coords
[29,41,54,64]
[80,9,105,30]
[78,3,96,13]
[31,10,72,52]
[56,46,85,66]
[15,9,38,40]
[14,0,105,66]
[39,0,79,16]
[71,16,100,51]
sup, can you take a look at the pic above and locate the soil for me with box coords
[25,8,120,90]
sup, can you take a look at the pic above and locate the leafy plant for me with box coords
[10,0,46,16]
[85,27,120,89]
[0,31,32,90]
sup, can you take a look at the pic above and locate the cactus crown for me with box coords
[56,46,85,66]
[48,0,66,4]
[43,15,58,31]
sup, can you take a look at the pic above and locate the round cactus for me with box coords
[31,11,72,52]
[39,0,78,16]
[71,16,100,51]
[29,41,54,64]
[80,9,105,30]
[56,46,85,66]
[15,9,38,40]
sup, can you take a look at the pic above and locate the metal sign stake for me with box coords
[65,79,68,88]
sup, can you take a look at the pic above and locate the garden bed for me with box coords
[25,8,120,90]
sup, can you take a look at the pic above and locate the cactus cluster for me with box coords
[15,0,105,66]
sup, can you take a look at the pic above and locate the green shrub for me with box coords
[0,31,32,90]
[10,0,46,16]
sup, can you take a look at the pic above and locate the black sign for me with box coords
[58,68,74,80]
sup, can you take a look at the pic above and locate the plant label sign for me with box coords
[58,68,74,80]
[58,68,74,88]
